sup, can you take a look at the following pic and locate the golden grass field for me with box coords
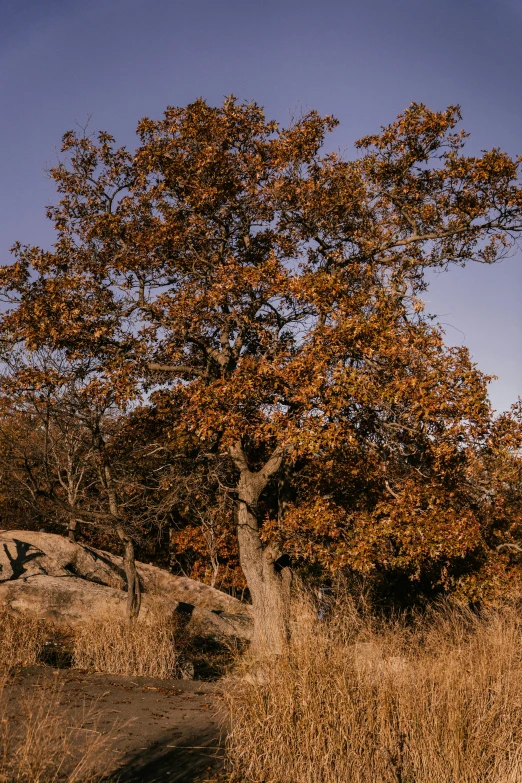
[3,596,522,782]
[0,612,111,783]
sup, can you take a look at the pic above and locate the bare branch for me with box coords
[385,480,400,500]
[497,542,522,554]
[148,363,204,377]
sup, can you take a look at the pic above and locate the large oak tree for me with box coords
[1,98,522,651]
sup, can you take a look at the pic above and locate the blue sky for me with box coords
[1,0,520,411]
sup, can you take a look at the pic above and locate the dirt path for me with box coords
[3,665,227,782]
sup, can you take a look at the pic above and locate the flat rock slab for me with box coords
[2,665,227,783]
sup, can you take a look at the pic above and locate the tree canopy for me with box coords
[1,98,522,647]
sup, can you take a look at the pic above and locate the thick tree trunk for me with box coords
[231,443,290,655]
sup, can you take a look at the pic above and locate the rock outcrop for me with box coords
[0,530,252,640]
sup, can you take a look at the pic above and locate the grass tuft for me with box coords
[72,615,177,679]
[0,609,51,674]
[0,676,115,783]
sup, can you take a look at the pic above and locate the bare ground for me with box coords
[3,665,227,783]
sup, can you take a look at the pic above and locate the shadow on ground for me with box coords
[113,725,225,782]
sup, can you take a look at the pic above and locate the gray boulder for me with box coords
[0,574,178,626]
[0,530,252,640]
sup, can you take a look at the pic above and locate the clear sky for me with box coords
[1,0,520,412]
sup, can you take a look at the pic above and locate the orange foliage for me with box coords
[1,98,522,602]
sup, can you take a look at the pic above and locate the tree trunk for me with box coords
[67,517,78,543]
[67,480,80,543]
[231,443,290,655]
[104,465,141,620]
[120,534,141,619]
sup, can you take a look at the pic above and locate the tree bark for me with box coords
[67,483,79,543]
[104,464,141,620]
[230,442,290,655]
[120,534,141,619]
[67,517,78,543]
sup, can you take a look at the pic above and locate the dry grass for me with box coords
[0,609,51,674]
[0,609,176,780]
[0,610,116,781]
[72,615,177,678]
[226,595,522,783]
[0,605,178,679]
[0,676,115,783]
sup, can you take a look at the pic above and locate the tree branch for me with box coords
[148,363,204,377]
[260,445,287,482]
[497,542,522,554]
[385,480,400,500]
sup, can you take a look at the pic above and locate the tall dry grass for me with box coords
[0,609,117,782]
[0,681,114,783]
[0,608,176,780]
[0,609,51,674]
[0,605,178,679]
[226,596,522,783]
[72,615,177,678]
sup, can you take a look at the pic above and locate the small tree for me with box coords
[1,99,522,650]
[110,397,245,592]
[0,350,144,617]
